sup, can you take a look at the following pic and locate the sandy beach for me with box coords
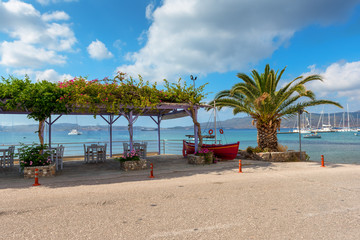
[0,155,359,239]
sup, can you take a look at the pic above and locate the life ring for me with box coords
[208,129,213,135]
[219,129,224,134]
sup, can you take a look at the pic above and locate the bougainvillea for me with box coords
[57,72,208,115]
[0,72,208,145]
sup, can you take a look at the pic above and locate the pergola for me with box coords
[0,102,210,157]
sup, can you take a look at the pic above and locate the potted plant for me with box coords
[18,143,56,178]
[115,150,147,171]
[188,148,215,165]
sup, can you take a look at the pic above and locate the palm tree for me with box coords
[210,64,343,151]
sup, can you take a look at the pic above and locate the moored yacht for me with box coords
[68,129,82,135]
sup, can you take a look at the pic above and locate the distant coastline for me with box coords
[1,110,360,132]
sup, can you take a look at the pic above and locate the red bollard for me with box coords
[321,155,325,167]
[33,168,41,186]
[238,160,242,173]
[149,163,154,178]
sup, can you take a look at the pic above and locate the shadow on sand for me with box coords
[1,155,341,190]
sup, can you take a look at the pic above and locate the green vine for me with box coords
[0,73,208,145]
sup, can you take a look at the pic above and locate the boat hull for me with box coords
[183,141,240,160]
[304,134,321,138]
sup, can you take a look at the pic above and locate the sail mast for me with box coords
[347,103,350,130]
[214,101,217,144]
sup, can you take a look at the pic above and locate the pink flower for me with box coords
[30,161,33,165]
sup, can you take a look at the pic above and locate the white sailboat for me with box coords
[68,129,82,135]
[337,104,353,132]
[314,111,335,132]
[293,112,311,133]
[68,116,82,135]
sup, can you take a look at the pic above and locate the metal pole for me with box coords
[157,115,161,155]
[190,75,197,88]
[194,108,198,153]
[214,101,217,144]
[49,115,52,148]
[298,109,302,161]
[109,115,113,157]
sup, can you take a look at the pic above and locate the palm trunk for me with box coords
[257,122,278,151]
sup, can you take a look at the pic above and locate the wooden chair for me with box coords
[84,144,91,163]
[52,145,65,170]
[123,143,129,155]
[96,144,107,162]
[1,146,15,168]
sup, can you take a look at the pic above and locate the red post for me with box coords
[321,155,325,167]
[238,160,242,173]
[33,168,41,186]
[149,163,154,178]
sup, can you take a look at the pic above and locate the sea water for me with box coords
[0,128,359,164]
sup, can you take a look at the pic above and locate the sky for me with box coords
[1,0,360,128]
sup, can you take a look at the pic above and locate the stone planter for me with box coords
[187,153,214,165]
[23,163,56,179]
[256,151,307,162]
[120,159,147,171]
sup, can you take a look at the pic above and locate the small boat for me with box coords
[141,128,157,131]
[354,133,360,136]
[304,133,321,138]
[183,140,240,160]
[68,129,82,135]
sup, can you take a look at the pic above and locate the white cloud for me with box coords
[0,41,66,68]
[13,68,73,83]
[113,39,125,50]
[87,40,113,60]
[305,61,360,101]
[36,0,78,5]
[42,11,70,21]
[117,0,360,81]
[0,0,76,68]
[35,69,73,82]
[145,2,155,20]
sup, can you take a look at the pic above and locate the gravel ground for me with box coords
[0,156,359,240]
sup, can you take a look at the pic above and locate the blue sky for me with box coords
[1,0,360,128]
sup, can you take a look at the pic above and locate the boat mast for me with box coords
[214,101,217,144]
[347,104,350,130]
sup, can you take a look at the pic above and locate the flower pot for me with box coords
[23,163,56,179]
[120,159,147,171]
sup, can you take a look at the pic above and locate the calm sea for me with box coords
[1,128,359,164]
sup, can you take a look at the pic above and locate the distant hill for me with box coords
[1,110,359,131]
[179,110,360,130]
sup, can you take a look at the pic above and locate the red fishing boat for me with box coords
[182,140,240,160]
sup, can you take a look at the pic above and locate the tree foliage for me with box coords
[0,73,208,144]
[210,64,343,151]
[0,75,69,121]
